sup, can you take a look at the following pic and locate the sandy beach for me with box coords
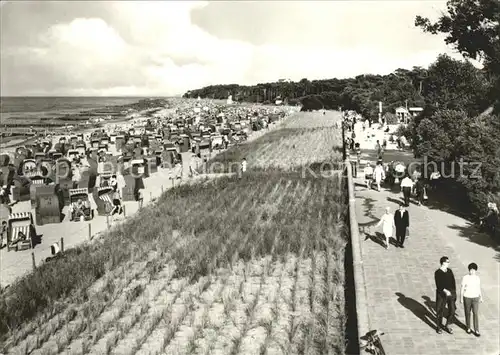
[0,109,290,287]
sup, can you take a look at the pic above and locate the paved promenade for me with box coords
[353,174,500,354]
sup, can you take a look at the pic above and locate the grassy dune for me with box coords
[0,111,348,355]
[206,112,343,173]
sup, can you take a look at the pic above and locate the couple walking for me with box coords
[373,203,409,249]
[434,256,483,336]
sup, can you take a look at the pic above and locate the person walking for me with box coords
[435,256,457,334]
[363,163,374,189]
[374,207,395,249]
[415,177,426,206]
[375,140,383,160]
[460,263,483,337]
[394,203,409,248]
[373,161,385,192]
[116,172,126,199]
[393,161,406,185]
[400,174,414,206]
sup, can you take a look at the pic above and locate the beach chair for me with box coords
[98,143,108,152]
[120,155,133,174]
[68,188,93,221]
[99,172,113,187]
[48,149,58,160]
[93,186,114,215]
[66,149,80,161]
[20,158,37,176]
[130,159,145,177]
[34,152,46,163]
[7,212,36,251]
[35,183,63,225]
[133,136,142,145]
[26,170,47,207]
[14,146,28,158]
[144,157,157,176]
[75,142,85,155]
[40,158,55,175]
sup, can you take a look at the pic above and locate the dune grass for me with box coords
[0,111,349,355]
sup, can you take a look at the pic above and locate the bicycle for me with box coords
[360,330,386,355]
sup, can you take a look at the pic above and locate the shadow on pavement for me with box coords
[32,234,43,247]
[396,292,436,330]
[356,196,380,228]
[422,295,436,316]
[365,232,398,248]
[423,186,473,221]
[447,223,500,262]
[387,196,404,206]
[422,295,468,332]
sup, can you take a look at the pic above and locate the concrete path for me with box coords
[354,175,500,354]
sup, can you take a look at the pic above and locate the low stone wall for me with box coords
[345,159,371,350]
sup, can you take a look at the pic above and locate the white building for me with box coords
[395,107,410,124]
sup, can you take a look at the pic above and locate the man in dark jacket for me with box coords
[394,203,409,248]
[415,177,426,205]
[434,256,457,334]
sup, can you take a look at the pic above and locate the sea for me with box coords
[0,96,166,122]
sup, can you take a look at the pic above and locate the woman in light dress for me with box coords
[374,207,395,249]
[373,162,386,192]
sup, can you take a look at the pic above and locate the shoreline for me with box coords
[0,98,170,128]
[0,98,171,152]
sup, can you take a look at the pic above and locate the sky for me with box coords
[0,0,467,97]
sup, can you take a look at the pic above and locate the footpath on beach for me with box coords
[351,149,500,353]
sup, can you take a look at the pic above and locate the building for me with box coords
[409,107,423,117]
[395,107,410,123]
